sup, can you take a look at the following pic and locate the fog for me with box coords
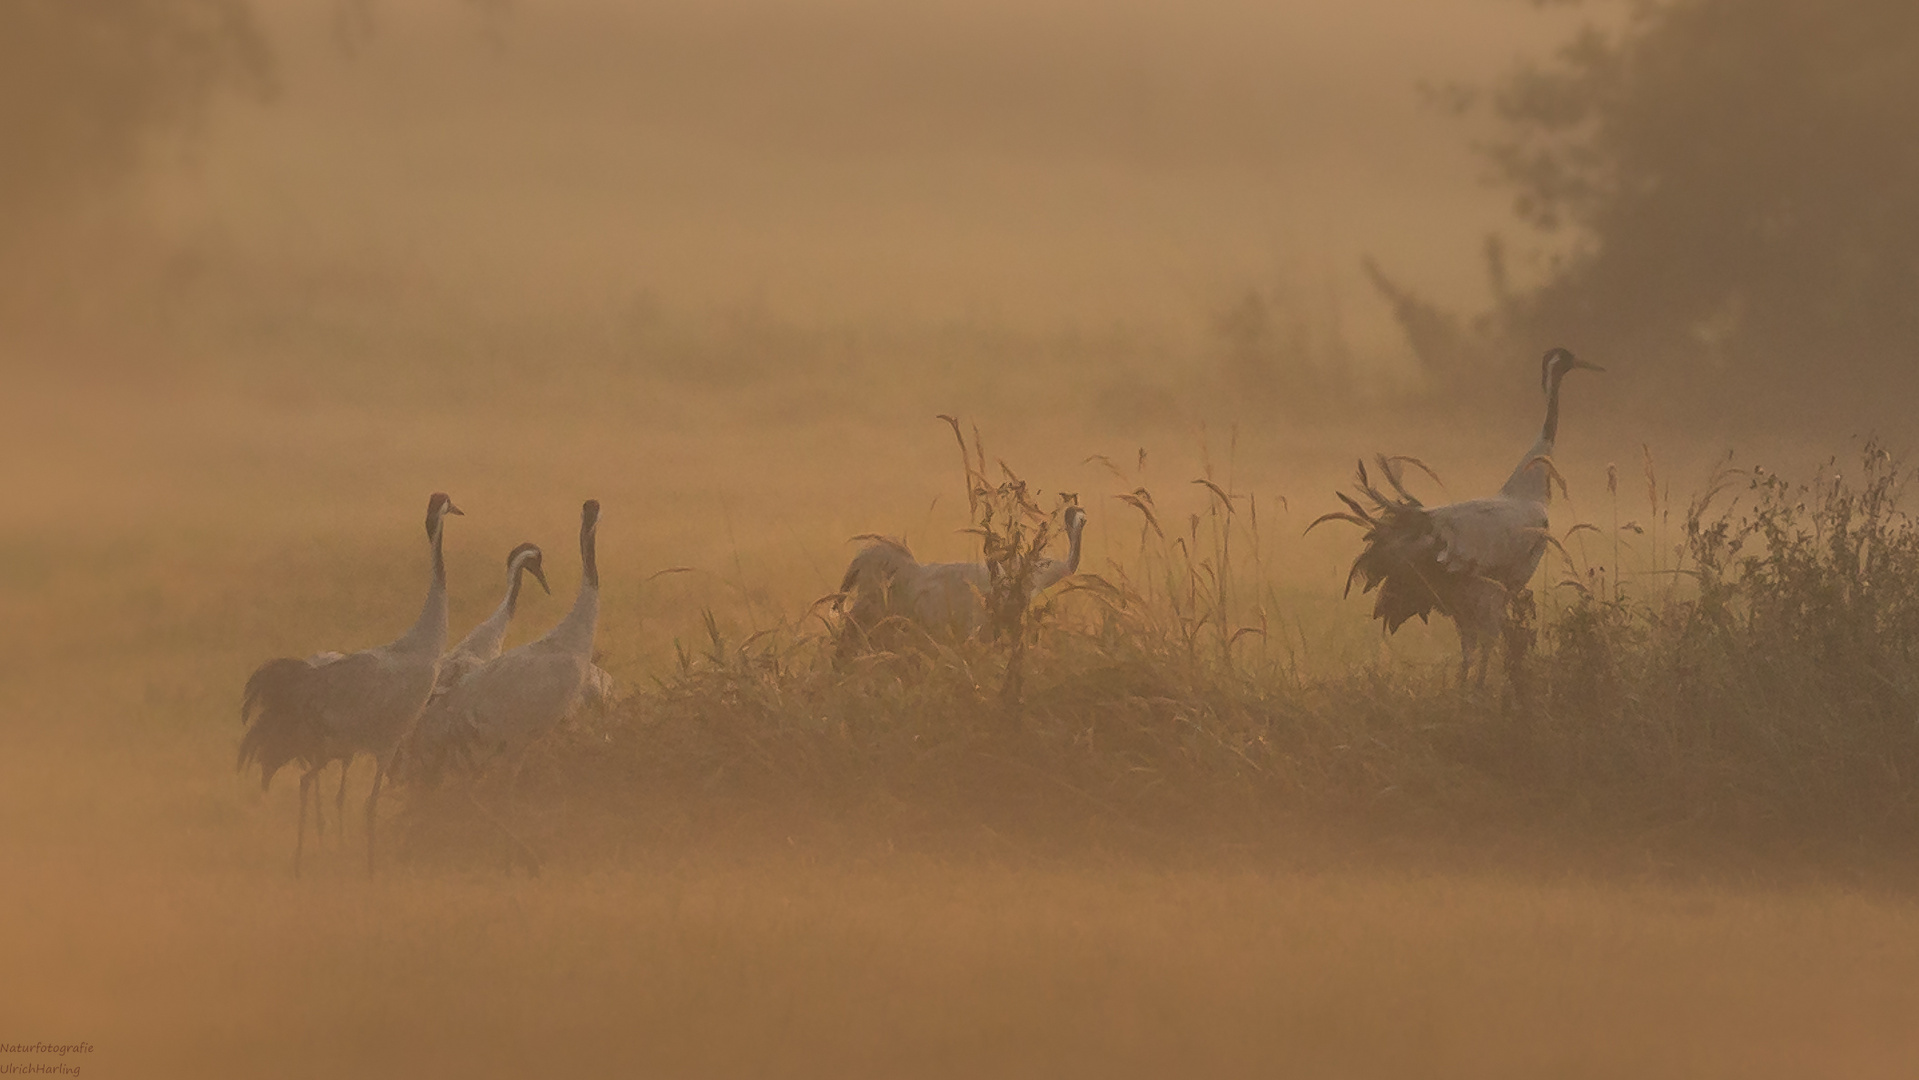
[71,0,1580,362]
[12,4,1919,1077]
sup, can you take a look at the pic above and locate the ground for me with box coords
[4,368,1916,1078]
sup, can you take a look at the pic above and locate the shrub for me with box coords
[403,442,1919,867]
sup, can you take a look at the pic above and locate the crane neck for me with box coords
[1540,362,1565,447]
[1026,519,1086,597]
[502,557,531,619]
[398,518,451,656]
[1500,368,1569,503]
[450,556,530,661]
[544,515,600,655]
[580,518,598,591]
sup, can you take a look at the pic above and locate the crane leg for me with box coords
[1459,592,1503,690]
[1456,626,1479,689]
[295,769,314,879]
[364,759,386,878]
[1501,589,1537,698]
[335,757,352,848]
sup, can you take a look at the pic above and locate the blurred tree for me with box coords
[1210,285,1353,416]
[1392,0,1919,419]
[0,0,271,239]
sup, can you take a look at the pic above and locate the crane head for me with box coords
[1541,347,1604,391]
[581,499,602,531]
[426,492,464,536]
[507,542,552,594]
[1063,504,1088,536]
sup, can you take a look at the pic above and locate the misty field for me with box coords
[12,0,1919,1075]
[7,360,1919,1079]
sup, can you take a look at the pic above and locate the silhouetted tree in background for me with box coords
[0,0,271,244]
[1393,0,1919,425]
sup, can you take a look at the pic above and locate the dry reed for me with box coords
[400,437,1919,871]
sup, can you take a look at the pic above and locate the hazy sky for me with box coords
[144,0,1585,360]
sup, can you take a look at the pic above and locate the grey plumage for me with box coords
[292,649,350,844]
[1313,348,1602,686]
[293,546,548,836]
[238,492,463,875]
[433,542,551,696]
[414,500,603,771]
[839,541,990,645]
[578,662,617,711]
[836,504,1087,653]
[434,541,610,703]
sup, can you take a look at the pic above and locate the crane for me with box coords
[1312,347,1602,686]
[300,542,547,841]
[435,542,551,694]
[416,500,603,768]
[239,492,462,876]
[837,504,1087,653]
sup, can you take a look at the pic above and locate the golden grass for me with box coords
[8,367,1919,1077]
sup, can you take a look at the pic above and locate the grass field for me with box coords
[7,341,1919,1078]
[10,3,1919,1074]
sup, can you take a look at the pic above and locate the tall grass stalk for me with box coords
[403,442,1919,867]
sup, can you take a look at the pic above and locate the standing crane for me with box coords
[239,492,462,876]
[435,542,552,694]
[420,500,603,764]
[1312,347,1602,686]
[303,542,548,840]
[837,504,1087,653]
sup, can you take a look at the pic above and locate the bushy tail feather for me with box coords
[837,540,917,617]
[238,657,324,792]
[840,538,913,590]
[1323,457,1449,633]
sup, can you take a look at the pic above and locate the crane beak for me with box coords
[531,564,552,595]
[445,502,465,517]
[1573,359,1605,373]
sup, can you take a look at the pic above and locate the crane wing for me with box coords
[238,649,422,787]
[1428,497,1550,589]
[435,644,590,754]
[910,562,991,638]
[316,650,438,748]
[432,650,487,698]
